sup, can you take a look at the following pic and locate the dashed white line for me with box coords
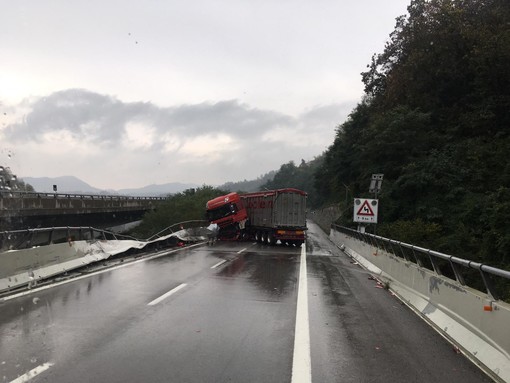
[211,260,228,269]
[148,283,187,306]
[292,245,312,383]
[237,247,248,254]
[9,362,54,383]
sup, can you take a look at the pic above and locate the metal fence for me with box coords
[0,190,167,201]
[333,224,510,301]
[146,220,209,241]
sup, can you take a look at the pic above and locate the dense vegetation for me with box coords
[220,170,276,193]
[0,166,34,192]
[313,0,509,271]
[261,157,324,208]
[131,186,227,239]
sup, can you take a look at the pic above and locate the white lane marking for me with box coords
[9,362,54,383]
[211,259,228,269]
[148,283,187,306]
[237,247,248,254]
[1,243,204,302]
[292,244,312,383]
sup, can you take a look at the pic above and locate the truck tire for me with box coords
[262,231,268,244]
[256,231,262,243]
[268,233,277,246]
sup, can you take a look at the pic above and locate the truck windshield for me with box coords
[206,203,237,221]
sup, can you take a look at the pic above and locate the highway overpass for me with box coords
[0,191,166,231]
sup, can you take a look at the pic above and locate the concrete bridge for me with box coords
[0,191,166,231]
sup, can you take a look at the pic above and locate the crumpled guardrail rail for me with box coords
[0,224,212,293]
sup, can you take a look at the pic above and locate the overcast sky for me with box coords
[0,0,409,190]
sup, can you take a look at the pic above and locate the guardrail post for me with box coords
[387,240,396,256]
[48,228,54,245]
[449,260,466,285]
[397,242,411,261]
[411,247,423,267]
[480,269,498,300]
[427,250,442,275]
[378,237,389,253]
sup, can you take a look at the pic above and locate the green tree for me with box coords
[131,186,227,239]
[263,156,324,208]
[315,0,510,270]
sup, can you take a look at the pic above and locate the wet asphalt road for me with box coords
[0,222,491,382]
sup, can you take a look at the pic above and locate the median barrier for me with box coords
[0,225,209,294]
[330,225,510,383]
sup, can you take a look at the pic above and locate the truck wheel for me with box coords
[268,233,277,246]
[262,231,268,244]
[255,231,262,242]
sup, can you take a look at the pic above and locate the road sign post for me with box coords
[369,174,384,198]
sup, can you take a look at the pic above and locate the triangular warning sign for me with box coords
[357,200,374,216]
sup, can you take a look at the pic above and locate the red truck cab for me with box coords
[205,192,248,238]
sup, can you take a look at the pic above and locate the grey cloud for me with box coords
[7,89,153,145]
[4,89,354,187]
[162,100,292,138]
[6,90,293,146]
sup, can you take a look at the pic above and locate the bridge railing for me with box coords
[0,226,138,252]
[0,190,167,201]
[146,220,209,241]
[333,224,510,302]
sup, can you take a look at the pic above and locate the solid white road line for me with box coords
[292,245,312,383]
[9,362,54,383]
[148,283,187,306]
[237,247,248,254]
[211,259,228,269]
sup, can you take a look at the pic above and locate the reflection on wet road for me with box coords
[0,223,491,382]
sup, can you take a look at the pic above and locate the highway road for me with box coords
[0,222,491,382]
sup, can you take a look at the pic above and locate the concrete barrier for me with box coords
[0,239,146,292]
[0,226,209,294]
[330,226,510,383]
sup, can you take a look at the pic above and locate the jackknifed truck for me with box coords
[205,188,307,246]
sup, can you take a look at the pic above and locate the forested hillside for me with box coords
[313,0,510,268]
[220,171,276,193]
[261,157,324,207]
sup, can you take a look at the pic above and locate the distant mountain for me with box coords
[22,176,104,194]
[117,183,198,197]
[219,171,276,192]
[21,172,279,196]
[21,176,198,196]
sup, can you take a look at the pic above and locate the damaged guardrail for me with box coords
[330,224,510,383]
[0,223,212,294]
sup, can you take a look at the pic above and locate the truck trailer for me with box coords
[205,188,307,246]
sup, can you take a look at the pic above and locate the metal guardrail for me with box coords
[0,190,167,201]
[146,220,209,241]
[333,224,510,301]
[1,220,209,252]
[0,226,138,252]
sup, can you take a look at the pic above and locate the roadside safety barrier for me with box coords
[333,224,510,301]
[330,224,510,383]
